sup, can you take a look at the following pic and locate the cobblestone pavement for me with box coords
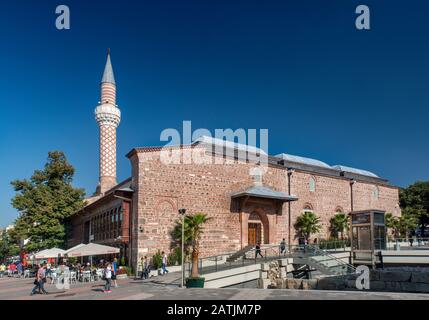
[1,274,429,300]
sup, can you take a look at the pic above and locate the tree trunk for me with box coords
[191,248,199,278]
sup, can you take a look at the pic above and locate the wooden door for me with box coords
[248,223,261,245]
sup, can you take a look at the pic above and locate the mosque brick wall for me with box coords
[128,146,401,269]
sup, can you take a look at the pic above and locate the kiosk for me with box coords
[350,209,386,268]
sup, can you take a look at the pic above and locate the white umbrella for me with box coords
[35,248,66,259]
[66,243,119,257]
[65,243,86,255]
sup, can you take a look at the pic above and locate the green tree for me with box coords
[10,151,85,252]
[385,212,400,239]
[400,181,429,234]
[0,230,20,263]
[172,213,211,278]
[295,211,321,243]
[329,213,349,240]
[385,211,418,240]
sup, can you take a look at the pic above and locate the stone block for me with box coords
[369,270,380,281]
[261,263,270,271]
[384,281,402,292]
[369,281,385,291]
[415,283,429,293]
[400,282,417,292]
[258,278,271,289]
[380,271,411,282]
[346,279,357,289]
[411,272,429,284]
[307,279,318,290]
[286,279,302,289]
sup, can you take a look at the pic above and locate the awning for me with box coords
[231,185,298,202]
[65,243,120,257]
[34,248,66,259]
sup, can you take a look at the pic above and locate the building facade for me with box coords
[68,53,401,271]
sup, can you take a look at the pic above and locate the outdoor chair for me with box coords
[82,271,91,282]
[69,271,77,284]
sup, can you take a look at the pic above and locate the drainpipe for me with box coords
[287,169,294,252]
[350,179,356,212]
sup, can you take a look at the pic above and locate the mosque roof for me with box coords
[331,165,379,178]
[275,153,331,169]
[194,136,267,155]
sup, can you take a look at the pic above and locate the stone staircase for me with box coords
[226,245,254,263]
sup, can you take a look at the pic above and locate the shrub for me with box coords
[167,251,177,266]
[152,251,162,269]
[120,256,126,266]
[117,266,133,276]
[174,247,182,265]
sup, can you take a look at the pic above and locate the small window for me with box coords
[309,177,316,192]
[373,186,380,200]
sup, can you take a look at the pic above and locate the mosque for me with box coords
[68,52,401,271]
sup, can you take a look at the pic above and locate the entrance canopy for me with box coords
[231,185,298,202]
[65,243,120,257]
[231,185,298,215]
[34,248,66,259]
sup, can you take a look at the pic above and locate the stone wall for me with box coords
[261,268,429,293]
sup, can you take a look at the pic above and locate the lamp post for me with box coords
[178,208,186,288]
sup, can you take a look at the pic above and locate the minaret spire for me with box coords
[101,49,116,85]
[94,50,121,194]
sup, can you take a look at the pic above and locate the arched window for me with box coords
[309,177,316,192]
[335,206,344,214]
[303,203,314,213]
[249,212,261,221]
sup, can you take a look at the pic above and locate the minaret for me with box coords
[95,49,121,194]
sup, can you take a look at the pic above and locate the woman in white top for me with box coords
[104,263,112,293]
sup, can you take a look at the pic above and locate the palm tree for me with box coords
[295,211,321,243]
[330,213,349,240]
[385,212,418,240]
[172,213,211,278]
[385,212,399,240]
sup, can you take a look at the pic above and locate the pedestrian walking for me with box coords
[140,256,149,279]
[103,262,112,293]
[112,257,118,288]
[161,252,169,275]
[31,263,48,296]
[255,243,263,259]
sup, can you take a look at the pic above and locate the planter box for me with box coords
[186,277,205,288]
[116,274,128,280]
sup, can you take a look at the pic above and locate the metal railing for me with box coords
[377,238,429,251]
[192,243,355,277]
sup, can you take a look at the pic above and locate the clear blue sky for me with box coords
[1,0,428,227]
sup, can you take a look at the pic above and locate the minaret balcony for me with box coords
[95,103,121,127]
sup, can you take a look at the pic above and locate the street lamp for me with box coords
[178,208,186,288]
